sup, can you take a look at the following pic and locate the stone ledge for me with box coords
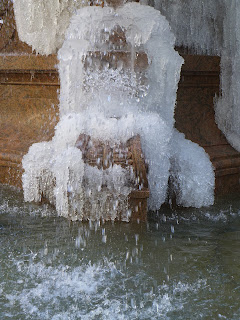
[0,54,58,70]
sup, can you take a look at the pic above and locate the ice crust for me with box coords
[21,3,214,220]
[151,0,240,152]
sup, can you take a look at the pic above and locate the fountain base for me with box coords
[176,52,240,195]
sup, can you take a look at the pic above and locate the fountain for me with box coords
[1,1,240,319]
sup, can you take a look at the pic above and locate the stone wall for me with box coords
[0,55,59,187]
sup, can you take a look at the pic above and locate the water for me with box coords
[1,184,240,319]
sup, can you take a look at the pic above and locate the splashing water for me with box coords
[1,185,240,319]
[18,3,214,221]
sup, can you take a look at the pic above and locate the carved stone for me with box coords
[75,133,149,221]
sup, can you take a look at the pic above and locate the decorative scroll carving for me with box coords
[75,133,149,221]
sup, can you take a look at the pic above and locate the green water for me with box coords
[0,184,240,319]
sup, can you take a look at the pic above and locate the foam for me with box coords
[4,258,207,319]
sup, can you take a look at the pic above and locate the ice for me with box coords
[20,3,214,220]
[13,0,225,56]
[170,130,214,208]
[215,0,240,152]
[152,0,225,56]
[23,110,172,218]
[13,0,87,55]
[150,1,240,152]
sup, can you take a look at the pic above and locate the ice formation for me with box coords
[150,0,240,152]
[215,1,240,152]
[152,0,225,55]
[12,0,226,56]
[170,130,215,208]
[21,3,214,220]
[13,0,240,154]
[13,0,87,55]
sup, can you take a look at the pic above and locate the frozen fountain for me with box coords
[1,2,240,319]
[12,1,215,221]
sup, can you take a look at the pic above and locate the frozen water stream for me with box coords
[1,185,240,319]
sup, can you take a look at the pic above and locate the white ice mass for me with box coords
[13,0,87,55]
[214,0,240,152]
[152,0,240,153]
[18,3,214,220]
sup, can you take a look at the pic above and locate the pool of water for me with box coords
[1,184,240,319]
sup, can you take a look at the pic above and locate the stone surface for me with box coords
[0,55,59,187]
